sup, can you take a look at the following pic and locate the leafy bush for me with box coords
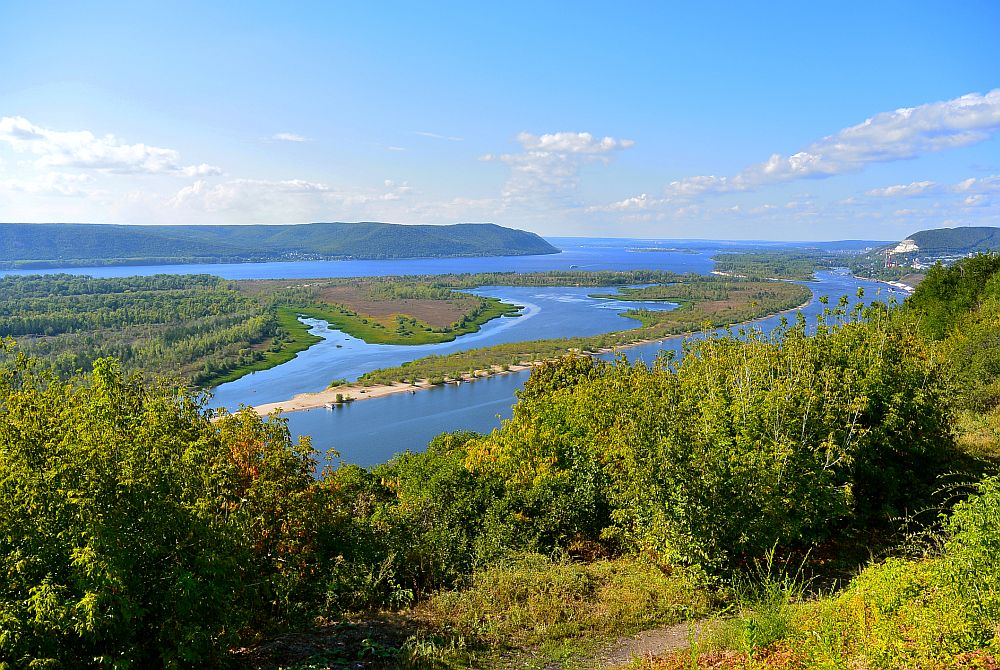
[0,342,346,668]
[465,307,955,573]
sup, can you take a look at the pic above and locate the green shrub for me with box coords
[466,308,955,573]
[0,343,342,668]
[426,554,712,647]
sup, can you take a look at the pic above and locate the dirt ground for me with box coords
[316,285,479,328]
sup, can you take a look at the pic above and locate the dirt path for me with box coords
[597,620,712,668]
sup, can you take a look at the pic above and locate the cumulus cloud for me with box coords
[866,181,939,197]
[864,174,998,206]
[956,174,1000,193]
[0,116,221,176]
[662,89,1000,199]
[515,131,634,154]
[271,132,308,142]
[484,131,634,205]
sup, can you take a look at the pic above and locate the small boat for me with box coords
[324,402,335,409]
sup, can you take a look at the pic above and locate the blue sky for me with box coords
[1,1,998,240]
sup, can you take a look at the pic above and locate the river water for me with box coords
[2,238,904,468]
[208,285,682,409]
[0,237,717,279]
[287,270,905,467]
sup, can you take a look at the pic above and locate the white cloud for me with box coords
[663,89,1000,199]
[515,131,634,154]
[0,116,221,176]
[592,193,653,212]
[271,132,308,142]
[866,180,938,197]
[863,174,998,208]
[955,174,1000,193]
[484,131,634,206]
[182,163,224,177]
[415,131,464,141]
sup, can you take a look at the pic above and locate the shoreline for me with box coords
[247,295,815,417]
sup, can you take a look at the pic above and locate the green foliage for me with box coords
[0,342,352,668]
[715,549,809,655]
[0,273,283,388]
[0,222,558,267]
[687,476,1000,669]
[425,554,713,648]
[908,254,1000,340]
[906,254,1000,409]
[465,305,955,573]
[710,251,834,280]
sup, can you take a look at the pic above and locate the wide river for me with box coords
[2,238,905,467]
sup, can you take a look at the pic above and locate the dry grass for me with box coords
[315,285,479,328]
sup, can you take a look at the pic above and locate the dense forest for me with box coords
[0,222,558,267]
[0,274,280,387]
[710,251,837,280]
[0,274,528,387]
[907,225,1000,253]
[3,256,1000,668]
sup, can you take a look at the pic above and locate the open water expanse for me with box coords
[0,237,718,279]
[3,238,905,467]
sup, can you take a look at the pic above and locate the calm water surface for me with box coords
[0,238,716,279]
[287,271,908,468]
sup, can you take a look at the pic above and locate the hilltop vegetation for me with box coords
[0,222,558,268]
[907,225,1000,253]
[4,258,1000,668]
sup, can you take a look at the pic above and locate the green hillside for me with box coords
[906,226,1000,253]
[0,222,559,267]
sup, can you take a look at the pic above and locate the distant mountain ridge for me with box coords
[0,222,559,268]
[891,226,1000,254]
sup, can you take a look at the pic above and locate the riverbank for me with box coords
[248,294,814,417]
[250,362,537,416]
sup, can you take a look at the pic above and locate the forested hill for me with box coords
[903,225,1000,253]
[0,222,559,268]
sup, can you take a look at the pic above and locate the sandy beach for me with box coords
[250,363,537,416]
